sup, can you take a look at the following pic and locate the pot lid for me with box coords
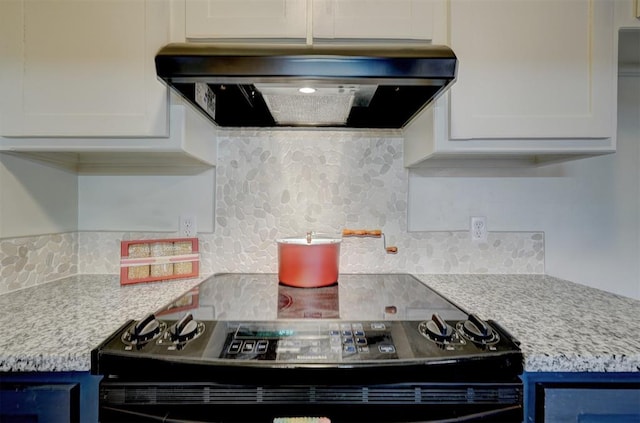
[277,232,342,245]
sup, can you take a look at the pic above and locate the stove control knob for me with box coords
[169,313,200,343]
[419,313,454,342]
[126,313,164,344]
[461,313,497,343]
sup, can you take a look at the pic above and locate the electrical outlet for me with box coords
[470,216,487,242]
[179,215,197,237]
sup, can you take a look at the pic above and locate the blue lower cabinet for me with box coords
[0,372,101,423]
[523,372,640,423]
[0,383,79,422]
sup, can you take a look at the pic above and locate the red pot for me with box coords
[277,232,342,288]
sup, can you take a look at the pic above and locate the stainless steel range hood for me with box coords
[155,43,457,129]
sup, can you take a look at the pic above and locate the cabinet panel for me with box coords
[185,0,307,39]
[313,0,434,40]
[0,104,217,174]
[615,0,640,28]
[522,372,640,423]
[543,387,640,422]
[0,372,100,423]
[0,0,168,137]
[0,383,79,423]
[448,0,615,140]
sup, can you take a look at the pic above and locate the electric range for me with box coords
[92,273,524,422]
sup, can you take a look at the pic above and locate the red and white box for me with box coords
[120,238,199,285]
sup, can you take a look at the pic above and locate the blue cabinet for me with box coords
[523,372,640,423]
[0,372,101,423]
[1,383,79,422]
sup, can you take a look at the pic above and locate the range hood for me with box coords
[155,43,457,129]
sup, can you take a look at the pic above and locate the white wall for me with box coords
[0,153,78,238]
[408,47,640,299]
[77,169,215,233]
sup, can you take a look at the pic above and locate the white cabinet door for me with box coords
[448,0,615,140]
[0,104,218,173]
[313,0,435,40]
[0,0,169,137]
[185,0,307,39]
[403,0,617,167]
[614,0,640,28]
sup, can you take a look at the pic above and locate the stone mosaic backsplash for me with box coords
[210,130,543,275]
[0,228,543,296]
[74,230,543,276]
[0,233,76,295]
[1,130,545,294]
[1,229,544,296]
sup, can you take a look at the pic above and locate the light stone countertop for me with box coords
[0,273,638,373]
[414,274,640,373]
[0,275,205,372]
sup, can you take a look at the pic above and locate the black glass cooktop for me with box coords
[93,272,524,379]
[154,273,468,322]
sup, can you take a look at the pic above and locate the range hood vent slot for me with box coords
[155,44,457,129]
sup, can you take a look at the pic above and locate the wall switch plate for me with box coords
[470,216,488,242]
[179,215,197,237]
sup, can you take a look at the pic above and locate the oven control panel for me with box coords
[217,321,399,362]
[94,314,522,367]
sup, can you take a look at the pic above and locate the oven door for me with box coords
[99,380,523,423]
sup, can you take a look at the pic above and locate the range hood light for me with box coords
[299,87,316,94]
[256,84,357,126]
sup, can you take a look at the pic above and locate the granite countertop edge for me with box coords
[5,352,640,373]
[413,273,640,374]
[3,352,639,374]
[524,354,640,373]
[0,353,91,373]
[0,273,638,374]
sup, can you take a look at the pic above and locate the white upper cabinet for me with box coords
[404,0,618,167]
[614,0,640,28]
[0,104,217,174]
[313,0,435,40]
[183,0,439,41]
[185,0,307,39]
[448,0,616,140]
[0,0,169,137]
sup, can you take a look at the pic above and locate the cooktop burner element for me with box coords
[92,274,524,423]
[277,283,339,319]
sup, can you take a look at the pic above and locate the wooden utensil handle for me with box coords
[342,228,382,237]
